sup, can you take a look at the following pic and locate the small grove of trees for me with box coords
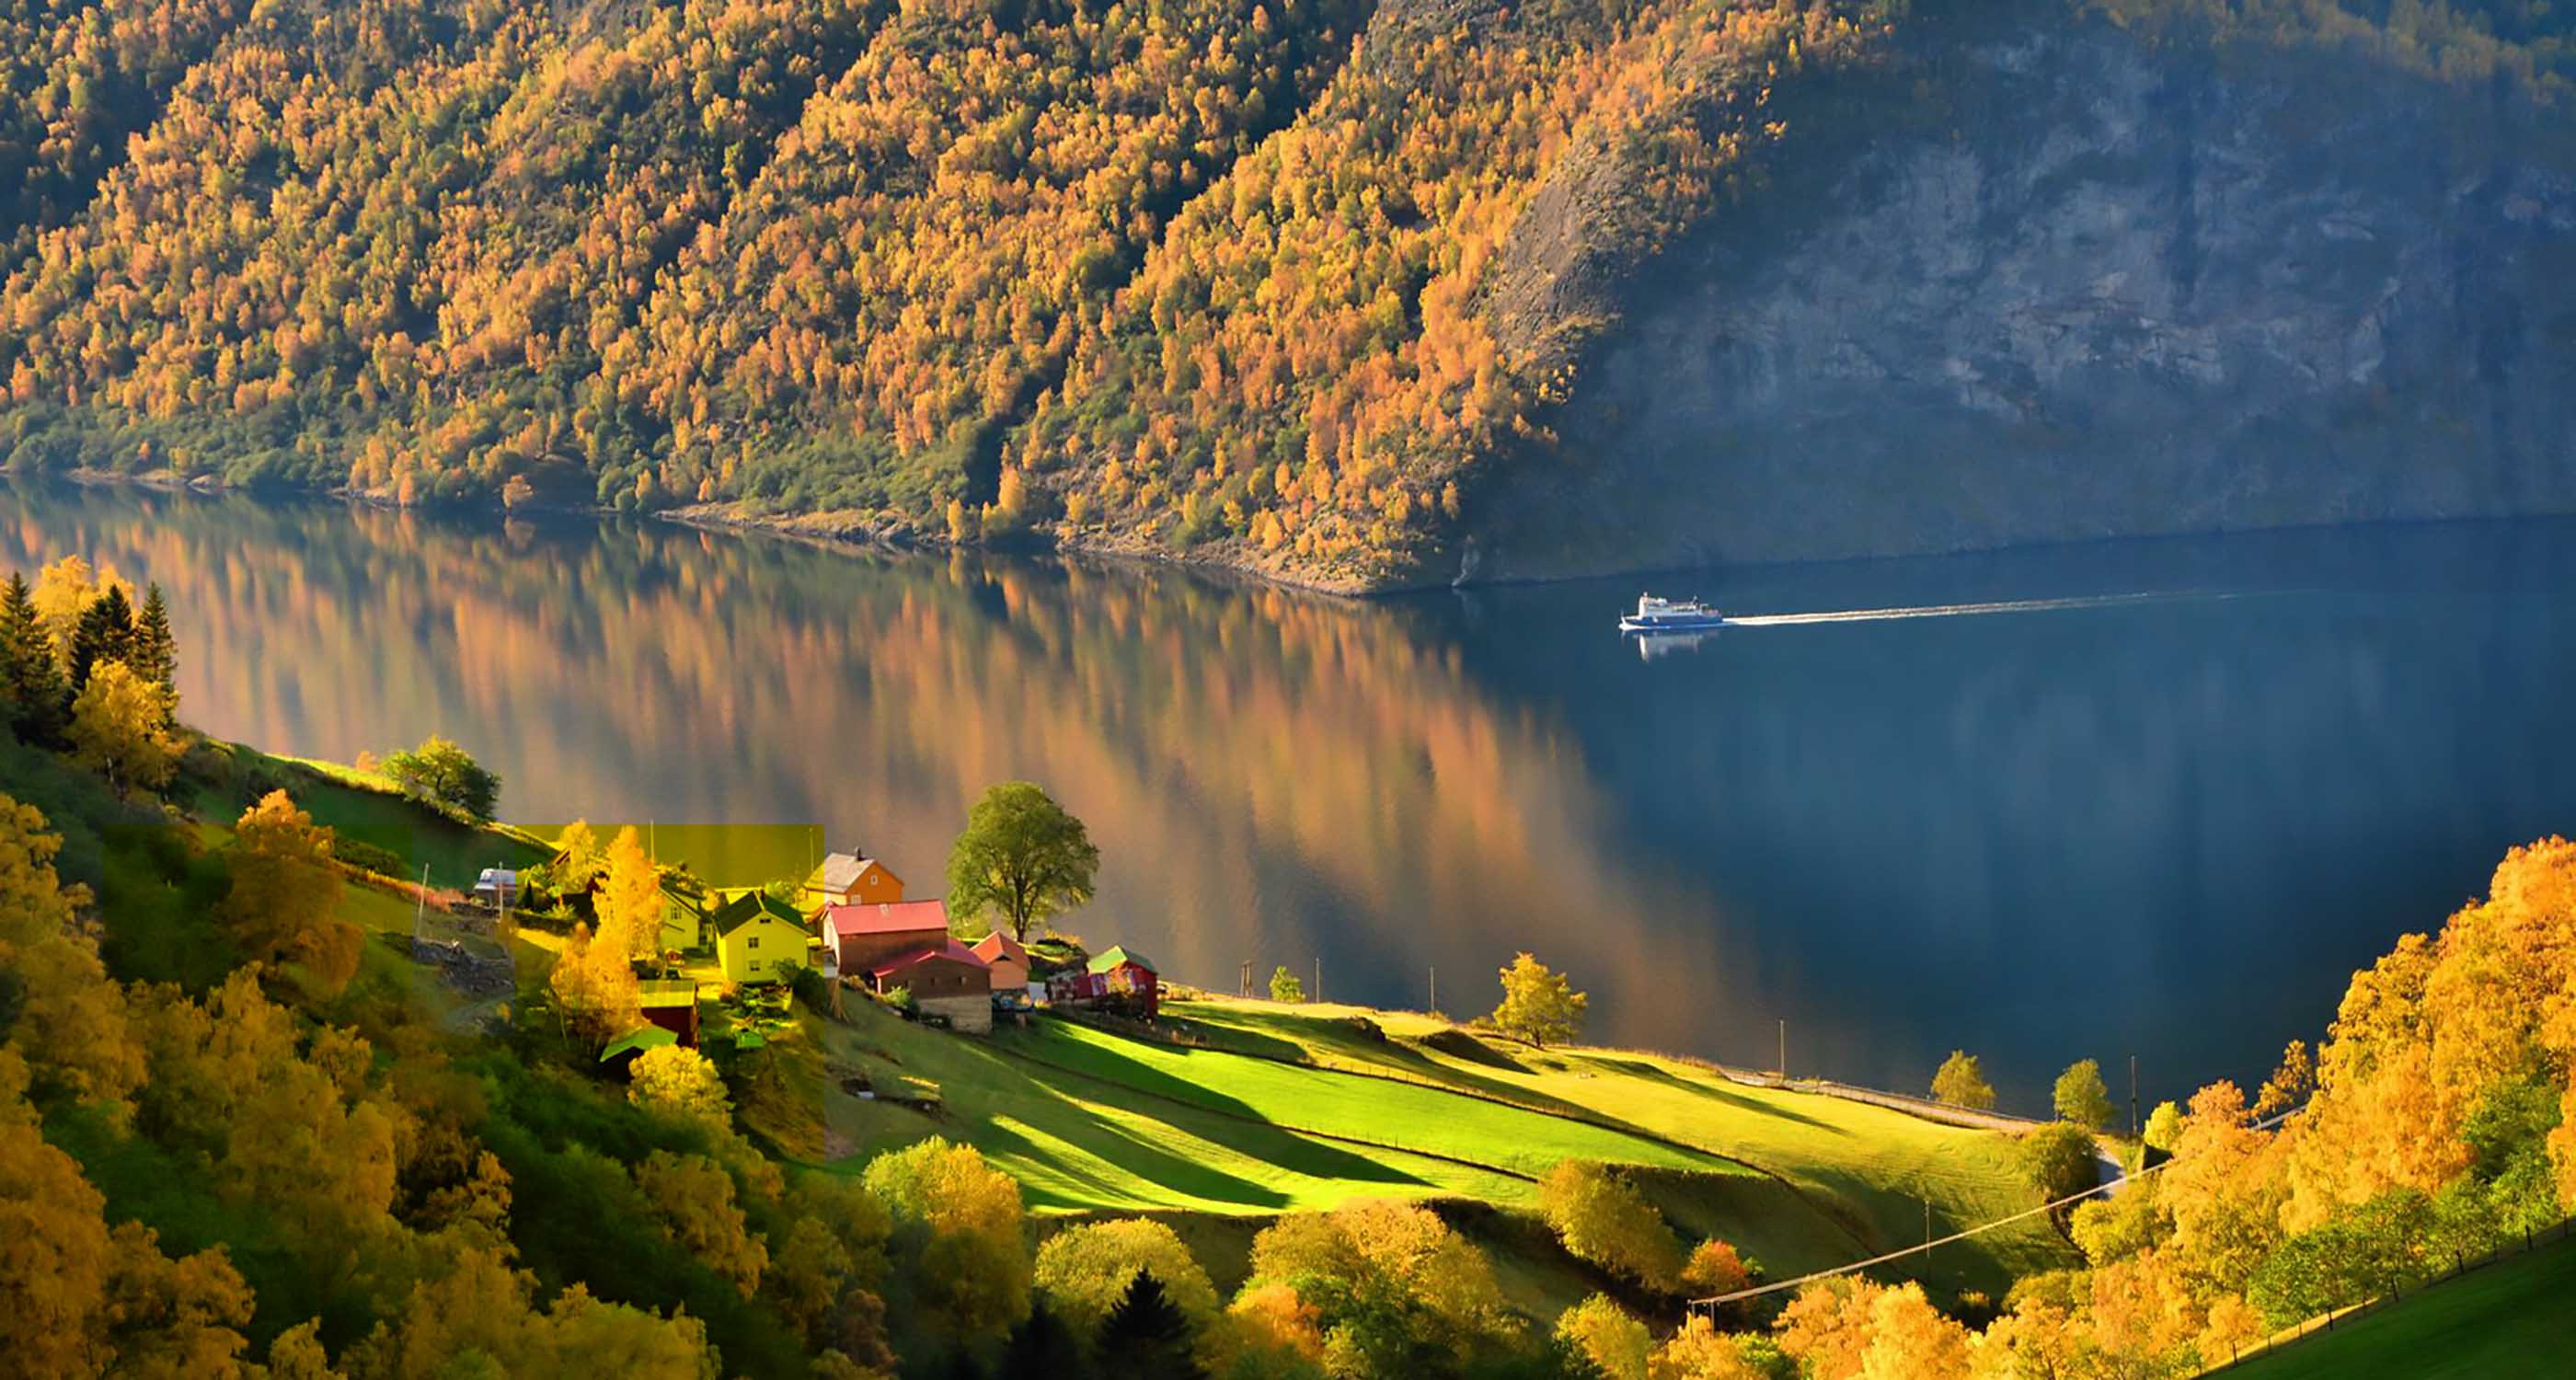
[1489,951,1586,1047]
[67,661,179,798]
[2018,1120,2103,1209]
[1536,1161,1684,1290]
[945,781,1099,943]
[1268,965,1305,1003]
[1932,1049,1997,1110]
[381,735,501,821]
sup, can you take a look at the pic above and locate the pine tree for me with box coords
[1097,1271,1202,1380]
[0,574,70,743]
[131,583,178,721]
[66,584,136,694]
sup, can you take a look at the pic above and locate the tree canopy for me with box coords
[946,781,1099,943]
[381,735,500,821]
[1932,1050,1996,1110]
[1489,951,1586,1047]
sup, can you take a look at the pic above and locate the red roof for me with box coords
[822,900,950,943]
[972,932,1029,964]
[866,938,991,978]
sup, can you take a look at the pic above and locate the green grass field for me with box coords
[785,994,2078,1315]
[2224,1232,2576,1379]
[187,740,548,890]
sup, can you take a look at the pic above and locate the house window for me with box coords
[748,937,760,949]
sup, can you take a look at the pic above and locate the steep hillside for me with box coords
[1464,0,2576,581]
[2,0,2573,588]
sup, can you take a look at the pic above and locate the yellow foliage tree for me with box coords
[1033,1218,1220,1345]
[0,793,144,1113]
[1536,1160,1684,1290]
[634,1151,768,1297]
[220,790,358,995]
[627,1045,730,1132]
[1490,950,1586,1047]
[68,661,179,796]
[548,921,641,1052]
[1555,1294,1649,1380]
[598,825,662,960]
[861,1136,1030,1342]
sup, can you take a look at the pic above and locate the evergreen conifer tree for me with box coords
[1098,1272,1202,1380]
[132,582,178,721]
[0,574,70,743]
[67,584,137,693]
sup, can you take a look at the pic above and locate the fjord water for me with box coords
[12,480,2576,1111]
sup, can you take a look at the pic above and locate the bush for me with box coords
[332,836,407,877]
[1537,1161,1685,1290]
[2018,1121,2102,1210]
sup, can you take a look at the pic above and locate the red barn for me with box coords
[821,900,951,976]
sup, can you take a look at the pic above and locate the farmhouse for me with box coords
[655,875,709,954]
[820,899,951,975]
[709,890,809,985]
[805,850,905,909]
[866,938,994,1034]
[971,931,1029,996]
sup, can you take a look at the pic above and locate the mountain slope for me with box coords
[3,0,2574,588]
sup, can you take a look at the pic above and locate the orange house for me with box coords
[805,851,904,910]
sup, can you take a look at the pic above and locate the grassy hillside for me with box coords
[778,991,2076,1317]
[2223,1231,2576,1379]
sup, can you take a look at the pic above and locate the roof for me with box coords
[822,899,950,942]
[600,1026,677,1062]
[1087,945,1157,975]
[637,979,698,1009]
[812,851,899,892]
[868,938,991,978]
[708,889,805,937]
[972,932,1029,964]
[476,868,518,887]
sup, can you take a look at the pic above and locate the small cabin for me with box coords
[709,890,810,986]
[1051,946,1160,1018]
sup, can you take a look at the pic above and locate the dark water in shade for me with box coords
[9,477,2576,1114]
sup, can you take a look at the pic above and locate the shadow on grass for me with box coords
[1592,1056,1845,1133]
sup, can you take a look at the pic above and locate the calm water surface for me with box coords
[10,479,2575,1111]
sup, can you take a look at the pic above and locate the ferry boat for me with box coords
[1618,593,1727,633]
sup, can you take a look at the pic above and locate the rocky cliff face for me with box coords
[1462,17,2576,583]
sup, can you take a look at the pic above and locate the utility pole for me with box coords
[1314,956,1322,1004]
[1429,965,1436,1015]
[1240,960,1252,996]
[2130,1054,2139,1137]
[413,864,430,945]
[1777,1018,1787,1079]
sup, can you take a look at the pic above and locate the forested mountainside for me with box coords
[1,0,2572,590]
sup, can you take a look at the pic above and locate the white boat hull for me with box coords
[1620,615,1728,633]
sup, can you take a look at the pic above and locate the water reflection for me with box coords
[10,479,2576,1111]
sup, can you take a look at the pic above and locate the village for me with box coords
[469,814,1161,1068]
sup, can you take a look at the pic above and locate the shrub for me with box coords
[1537,1161,1685,1290]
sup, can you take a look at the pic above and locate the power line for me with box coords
[1687,1104,2304,1309]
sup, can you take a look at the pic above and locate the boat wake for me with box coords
[1723,590,2224,627]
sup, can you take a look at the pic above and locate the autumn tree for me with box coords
[549,921,641,1051]
[382,735,501,820]
[1268,965,1305,1003]
[863,1135,1033,1344]
[0,574,70,743]
[0,794,144,1111]
[1557,1294,1650,1380]
[946,781,1099,942]
[1538,1161,1685,1290]
[599,825,663,960]
[1932,1050,1996,1110]
[551,819,607,898]
[2143,1099,2183,1153]
[1243,1199,1512,1372]
[221,790,359,992]
[1678,1238,1753,1297]
[1490,951,1586,1047]
[68,661,179,796]
[1648,1316,1771,1380]
[2054,1058,2116,1131]
[634,1150,768,1296]
[627,1044,730,1132]
[1034,1218,1219,1347]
